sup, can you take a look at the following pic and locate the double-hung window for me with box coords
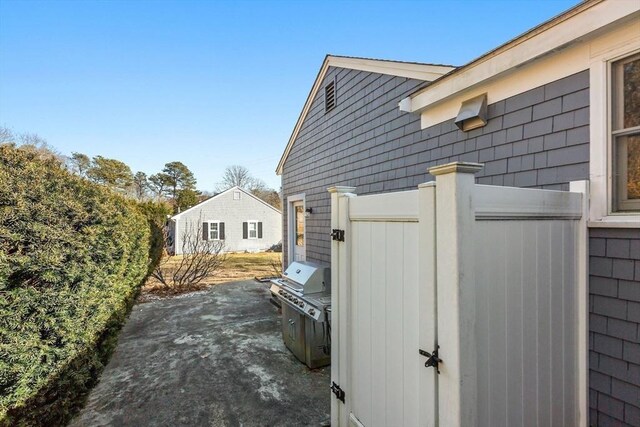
[242,221,262,239]
[248,221,258,239]
[590,41,640,225]
[612,53,640,212]
[208,221,223,240]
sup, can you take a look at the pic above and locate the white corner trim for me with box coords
[402,1,640,127]
[589,31,640,226]
[276,56,454,175]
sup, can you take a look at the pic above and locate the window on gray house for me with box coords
[612,53,640,212]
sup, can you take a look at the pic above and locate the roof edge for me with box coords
[275,55,455,175]
[172,185,281,220]
[402,0,639,113]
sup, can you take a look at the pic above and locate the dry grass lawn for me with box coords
[141,252,282,299]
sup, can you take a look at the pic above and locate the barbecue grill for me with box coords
[270,261,331,368]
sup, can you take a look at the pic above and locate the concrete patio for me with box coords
[70,280,330,427]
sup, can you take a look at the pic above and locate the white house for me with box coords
[168,186,282,254]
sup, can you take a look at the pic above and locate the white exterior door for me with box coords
[291,200,306,262]
[329,186,438,427]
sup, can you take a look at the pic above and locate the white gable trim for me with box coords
[400,0,640,127]
[275,55,455,175]
[328,56,455,82]
[171,186,281,220]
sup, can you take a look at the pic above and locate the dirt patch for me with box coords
[140,252,282,302]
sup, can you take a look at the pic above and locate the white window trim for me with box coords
[589,38,640,228]
[208,220,222,240]
[287,193,305,265]
[247,220,258,239]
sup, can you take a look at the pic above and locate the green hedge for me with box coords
[0,144,154,426]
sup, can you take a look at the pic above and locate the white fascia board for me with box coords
[402,0,640,118]
[413,17,639,129]
[275,56,455,175]
[328,56,454,82]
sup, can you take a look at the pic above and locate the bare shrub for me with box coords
[151,219,226,288]
[269,257,283,277]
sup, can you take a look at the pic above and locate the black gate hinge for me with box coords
[331,229,345,242]
[419,345,442,374]
[331,381,345,402]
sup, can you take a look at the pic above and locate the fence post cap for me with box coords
[327,186,357,194]
[428,162,484,176]
[418,181,436,189]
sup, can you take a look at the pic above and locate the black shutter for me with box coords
[242,222,248,239]
[258,222,263,239]
[202,222,209,241]
[219,222,225,240]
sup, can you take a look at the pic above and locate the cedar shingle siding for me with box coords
[589,228,640,426]
[281,66,640,425]
[282,68,590,265]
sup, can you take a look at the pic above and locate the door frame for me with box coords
[287,193,306,266]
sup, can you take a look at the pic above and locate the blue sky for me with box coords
[0,0,578,191]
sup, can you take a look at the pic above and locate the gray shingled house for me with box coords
[168,186,281,254]
[276,1,639,424]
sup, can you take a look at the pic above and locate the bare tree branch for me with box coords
[151,217,226,288]
[217,165,253,191]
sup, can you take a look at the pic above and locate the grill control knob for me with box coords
[309,309,315,316]
[278,290,283,295]
[298,302,304,308]
[293,298,298,304]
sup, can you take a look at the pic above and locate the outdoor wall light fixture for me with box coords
[305,207,313,217]
[454,93,488,132]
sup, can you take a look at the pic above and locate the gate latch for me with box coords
[331,381,345,402]
[331,229,345,242]
[419,346,442,374]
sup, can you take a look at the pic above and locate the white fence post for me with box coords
[328,185,356,427]
[418,181,438,427]
[570,180,590,427]
[429,162,483,427]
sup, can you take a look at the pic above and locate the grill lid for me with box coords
[282,261,330,294]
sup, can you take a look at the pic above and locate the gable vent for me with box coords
[324,80,336,113]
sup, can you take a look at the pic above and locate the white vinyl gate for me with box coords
[329,162,589,427]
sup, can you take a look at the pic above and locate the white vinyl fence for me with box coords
[328,162,589,427]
